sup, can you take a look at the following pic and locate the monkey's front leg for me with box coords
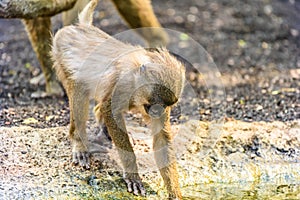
[101,102,146,196]
[152,107,182,199]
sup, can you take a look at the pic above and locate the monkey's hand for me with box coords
[72,151,91,169]
[124,172,146,196]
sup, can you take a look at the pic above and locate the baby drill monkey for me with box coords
[52,0,185,199]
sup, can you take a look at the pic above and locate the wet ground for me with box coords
[0,0,299,199]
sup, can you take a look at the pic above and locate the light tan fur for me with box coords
[21,0,168,96]
[52,0,184,199]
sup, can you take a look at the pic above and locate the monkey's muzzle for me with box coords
[144,104,165,118]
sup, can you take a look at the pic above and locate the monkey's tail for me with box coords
[78,0,98,25]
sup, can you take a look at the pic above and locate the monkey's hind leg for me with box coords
[68,82,91,169]
[93,103,112,147]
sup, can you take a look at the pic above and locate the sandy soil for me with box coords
[1,119,299,199]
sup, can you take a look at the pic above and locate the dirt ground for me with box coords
[0,0,299,199]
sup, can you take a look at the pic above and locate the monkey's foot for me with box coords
[93,125,112,148]
[31,90,48,98]
[45,80,64,96]
[124,173,146,196]
[30,74,64,98]
[30,73,45,85]
[72,151,91,169]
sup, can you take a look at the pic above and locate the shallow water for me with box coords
[182,183,300,200]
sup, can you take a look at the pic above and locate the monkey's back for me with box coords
[51,24,149,100]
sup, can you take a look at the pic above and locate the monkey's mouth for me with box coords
[144,104,165,118]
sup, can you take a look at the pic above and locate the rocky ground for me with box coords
[0,0,299,199]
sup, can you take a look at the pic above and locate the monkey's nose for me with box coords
[149,104,164,118]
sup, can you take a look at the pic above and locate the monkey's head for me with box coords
[130,48,186,119]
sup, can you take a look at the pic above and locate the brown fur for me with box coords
[22,17,63,96]
[52,1,184,199]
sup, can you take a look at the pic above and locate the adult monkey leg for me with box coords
[101,101,146,196]
[152,107,182,199]
[23,17,63,96]
[111,0,169,46]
